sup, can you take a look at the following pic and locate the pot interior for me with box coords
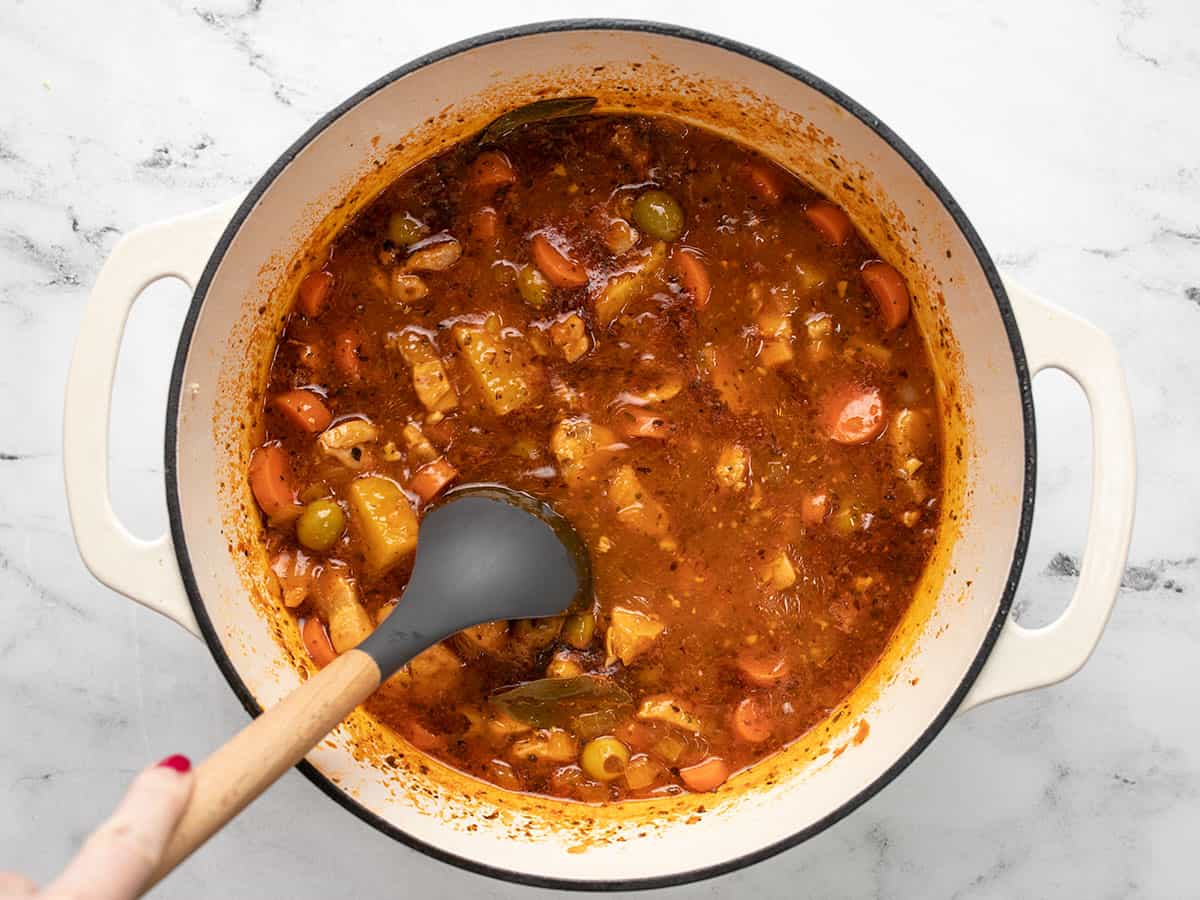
[169,24,1028,886]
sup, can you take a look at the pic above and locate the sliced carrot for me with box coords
[616,407,670,440]
[732,697,773,743]
[333,329,363,381]
[469,150,516,193]
[248,444,298,519]
[410,457,458,503]
[272,389,332,434]
[801,491,831,526]
[743,162,783,204]
[297,270,334,317]
[470,206,499,243]
[737,647,789,687]
[673,247,711,309]
[302,616,337,667]
[861,260,911,330]
[821,384,885,445]
[531,233,589,288]
[805,201,853,246]
[679,756,729,792]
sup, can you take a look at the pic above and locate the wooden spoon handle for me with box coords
[143,649,382,893]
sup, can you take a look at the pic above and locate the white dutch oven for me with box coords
[63,21,1136,891]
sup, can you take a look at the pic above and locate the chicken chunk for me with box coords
[623,371,684,405]
[403,237,462,273]
[317,418,379,469]
[270,548,315,609]
[549,313,590,363]
[390,329,458,413]
[550,417,618,484]
[890,407,935,500]
[311,568,373,653]
[485,710,532,743]
[391,642,465,702]
[402,422,438,464]
[608,465,669,538]
[715,444,750,491]
[890,407,934,472]
[636,697,702,733]
[451,621,510,658]
[509,729,579,765]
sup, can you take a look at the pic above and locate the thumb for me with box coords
[43,756,194,900]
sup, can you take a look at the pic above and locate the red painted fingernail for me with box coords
[157,754,191,773]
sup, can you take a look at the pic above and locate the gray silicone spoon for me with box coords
[144,484,590,892]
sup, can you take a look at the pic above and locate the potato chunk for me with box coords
[346,475,418,573]
[605,607,664,667]
[452,319,541,415]
[608,465,669,538]
[715,444,750,491]
[756,303,794,368]
[391,329,458,413]
[594,241,666,324]
[760,551,796,590]
[312,569,373,653]
[550,417,618,484]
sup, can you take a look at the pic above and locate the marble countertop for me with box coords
[1,0,1195,896]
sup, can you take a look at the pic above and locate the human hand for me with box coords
[1,756,193,899]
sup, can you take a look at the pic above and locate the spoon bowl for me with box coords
[143,485,590,893]
[360,484,591,674]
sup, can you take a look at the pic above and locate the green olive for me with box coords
[562,612,596,649]
[517,264,551,308]
[580,736,630,782]
[296,499,345,552]
[631,190,685,242]
[387,212,428,248]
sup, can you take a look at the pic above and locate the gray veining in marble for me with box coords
[1,0,1196,897]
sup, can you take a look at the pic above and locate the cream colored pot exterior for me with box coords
[64,22,1136,890]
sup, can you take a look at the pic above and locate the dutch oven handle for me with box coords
[63,199,240,639]
[958,281,1137,712]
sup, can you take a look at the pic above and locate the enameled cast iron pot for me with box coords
[63,21,1137,891]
